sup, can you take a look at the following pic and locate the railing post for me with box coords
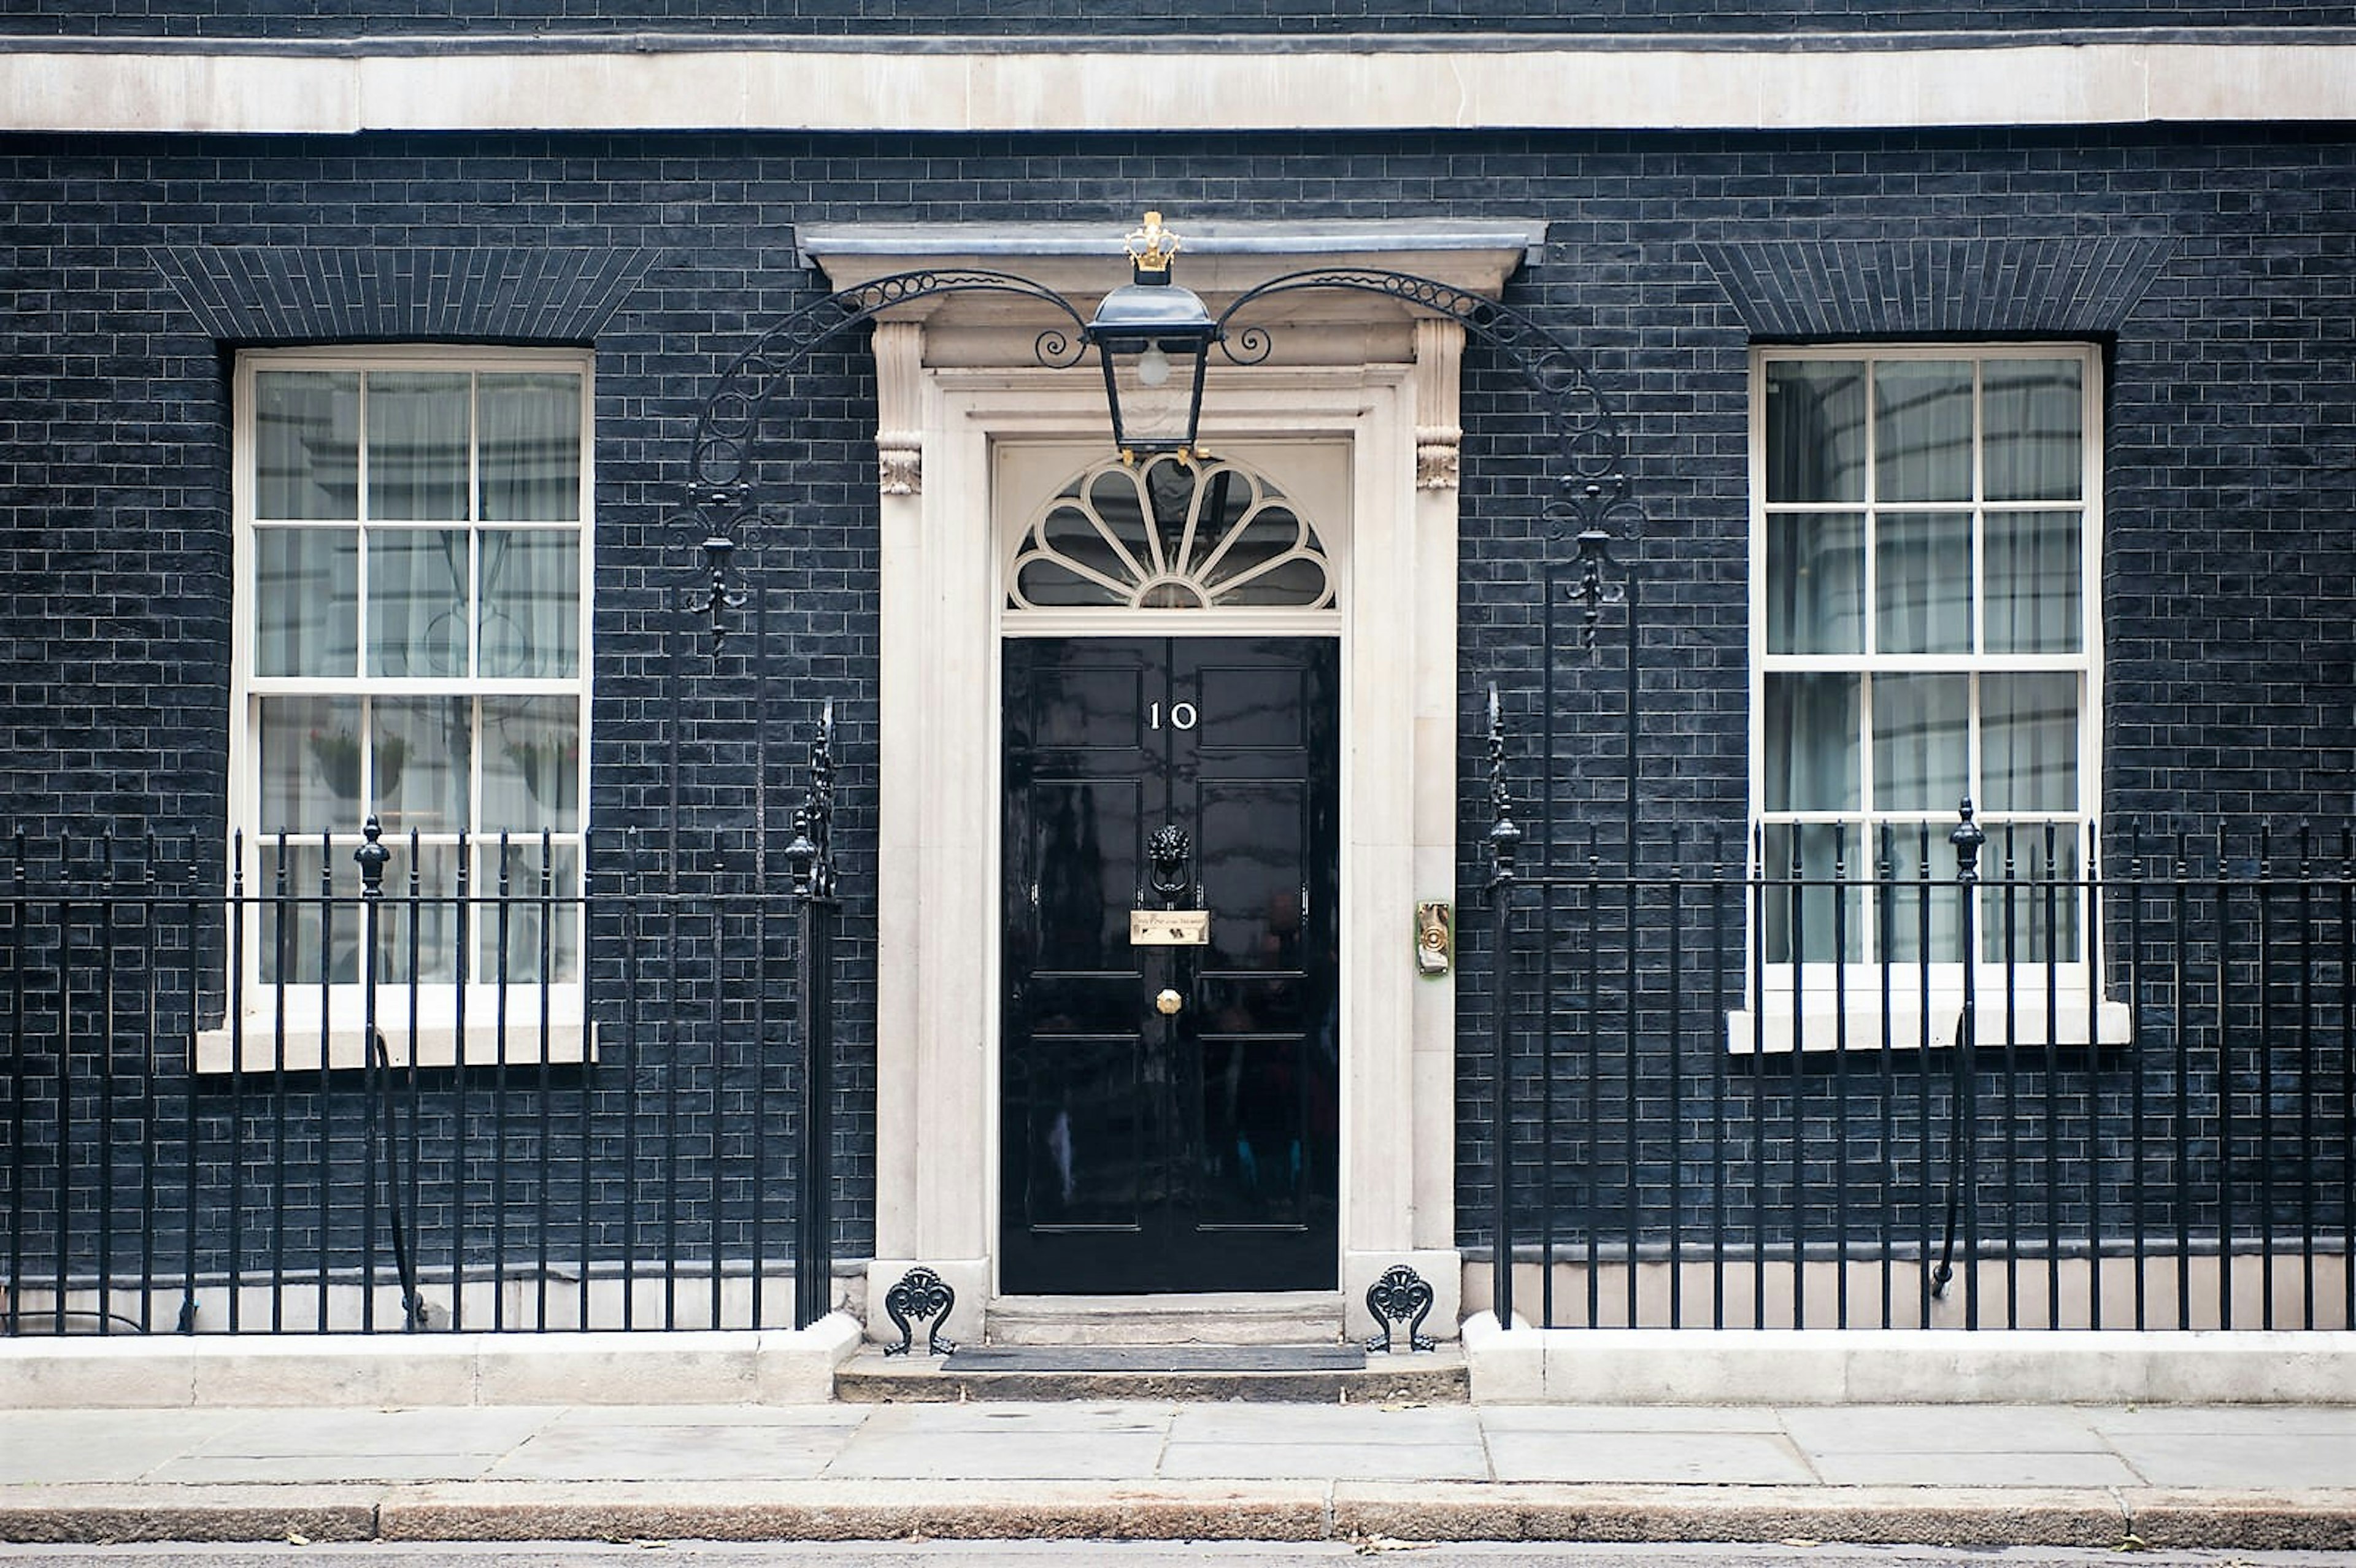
[1484,687,1522,1328]
[355,818,423,1332]
[1932,797,1985,1323]
[787,703,839,1331]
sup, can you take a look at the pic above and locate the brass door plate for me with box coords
[1131,909,1211,946]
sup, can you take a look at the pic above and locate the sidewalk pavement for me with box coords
[4,1398,2354,1550]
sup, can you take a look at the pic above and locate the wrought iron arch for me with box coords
[679,261,1647,646]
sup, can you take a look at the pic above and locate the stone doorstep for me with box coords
[984,1289,1349,1347]
[835,1342,1472,1404]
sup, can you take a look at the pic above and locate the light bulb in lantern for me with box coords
[1137,344,1172,388]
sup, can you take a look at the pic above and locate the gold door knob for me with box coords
[1155,988,1184,1016]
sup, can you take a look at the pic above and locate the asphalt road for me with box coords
[1,1543,2346,1567]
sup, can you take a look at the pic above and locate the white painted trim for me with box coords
[2,38,2351,134]
[225,346,597,1055]
[869,352,1458,1320]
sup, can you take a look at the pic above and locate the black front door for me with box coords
[1001,636,1339,1294]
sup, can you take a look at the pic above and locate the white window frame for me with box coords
[1738,342,2124,1053]
[202,345,595,1072]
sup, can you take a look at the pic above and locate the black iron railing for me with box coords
[1481,722,2355,1333]
[2,799,842,1337]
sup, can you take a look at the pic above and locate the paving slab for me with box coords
[489,1423,849,1482]
[1484,1430,1818,1486]
[1804,1450,2143,1488]
[1158,1439,1490,1482]
[1168,1402,1480,1445]
[2106,1431,2356,1489]
[822,1432,1176,1482]
[1472,1404,1788,1434]
[1778,1404,2112,1454]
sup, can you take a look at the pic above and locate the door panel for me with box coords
[1001,636,1338,1294]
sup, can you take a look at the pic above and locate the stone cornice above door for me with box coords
[805,219,1523,493]
[796,219,1545,367]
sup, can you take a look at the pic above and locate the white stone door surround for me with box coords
[796,220,1544,1343]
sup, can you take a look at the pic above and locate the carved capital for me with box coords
[1415,424,1462,490]
[877,431,922,495]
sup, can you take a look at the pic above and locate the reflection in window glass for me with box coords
[366,372,471,522]
[254,528,358,677]
[1765,513,1863,655]
[256,371,360,520]
[1873,361,1973,503]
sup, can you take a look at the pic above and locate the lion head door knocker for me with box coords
[1147,824,1191,908]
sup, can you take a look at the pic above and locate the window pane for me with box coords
[258,694,363,829]
[367,371,471,521]
[1763,673,1860,813]
[253,527,358,677]
[258,838,363,987]
[1982,359,2082,502]
[1982,824,2079,964]
[1983,673,2079,813]
[367,530,469,677]
[255,371,358,520]
[1760,823,1865,964]
[479,531,580,678]
[1765,361,1866,503]
[1872,673,1969,812]
[372,697,471,836]
[1874,361,1973,502]
[1874,510,1972,655]
[1877,823,1961,967]
[374,839,461,985]
[475,839,580,984]
[479,373,582,523]
[1985,510,2082,653]
[1766,512,1864,655]
[482,697,580,832]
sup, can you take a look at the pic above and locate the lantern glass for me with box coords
[1088,279,1219,458]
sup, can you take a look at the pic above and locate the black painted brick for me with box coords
[1,123,2352,1270]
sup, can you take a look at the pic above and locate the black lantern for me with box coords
[1085,212,1222,462]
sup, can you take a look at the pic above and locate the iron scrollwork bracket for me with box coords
[880,1265,958,1358]
[1364,1264,1437,1355]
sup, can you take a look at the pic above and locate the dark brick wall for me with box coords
[7,1,2351,36]
[1,123,2350,1277]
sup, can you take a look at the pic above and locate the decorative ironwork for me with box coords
[1215,267,1642,544]
[1560,523,1629,651]
[1365,1264,1437,1354]
[880,1265,958,1358]
[783,701,838,901]
[682,248,1641,647]
[682,534,749,651]
[1147,824,1191,904]
[678,269,1092,645]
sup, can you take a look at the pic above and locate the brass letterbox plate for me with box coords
[1130,909,1211,946]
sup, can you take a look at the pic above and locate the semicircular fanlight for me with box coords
[1007,454,1334,612]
